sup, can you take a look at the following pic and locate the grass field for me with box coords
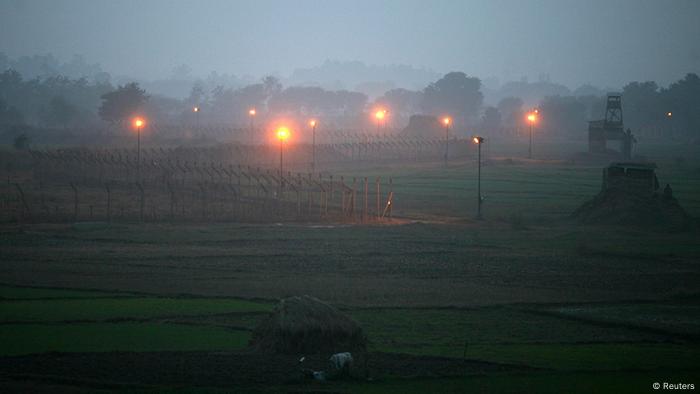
[0,297,271,322]
[0,140,698,392]
[0,322,251,356]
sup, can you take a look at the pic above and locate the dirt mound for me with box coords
[249,295,366,354]
[573,188,695,231]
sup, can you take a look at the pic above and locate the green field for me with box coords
[0,297,271,322]
[0,322,251,356]
[0,284,127,300]
[1,286,698,381]
[0,141,699,392]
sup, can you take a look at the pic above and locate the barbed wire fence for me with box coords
[1,127,476,224]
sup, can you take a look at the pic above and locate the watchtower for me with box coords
[588,94,634,159]
[604,95,623,125]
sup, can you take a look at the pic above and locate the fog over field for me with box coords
[1,1,699,393]
[2,0,699,90]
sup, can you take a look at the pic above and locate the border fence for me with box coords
[1,146,397,224]
[1,129,477,224]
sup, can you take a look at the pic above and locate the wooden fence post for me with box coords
[375,177,381,220]
[136,183,145,222]
[13,183,31,224]
[167,182,175,221]
[389,177,393,218]
[364,177,368,223]
[105,183,111,223]
[199,183,207,220]
[70,182,78,222]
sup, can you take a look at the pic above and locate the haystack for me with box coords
[249,295,366,355]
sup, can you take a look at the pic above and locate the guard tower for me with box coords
[588,94,635,159]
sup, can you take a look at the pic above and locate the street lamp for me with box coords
[276,126,290,189]
[193,106,200,134]
[309,119,317,173]
[443,117,451,167]
[249,108,256,130]
[526,111,538,159]
[374,109,386,132]
[473,136,484,219]
[133,117,145,181]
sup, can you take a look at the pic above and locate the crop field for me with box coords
[1,140,699,392]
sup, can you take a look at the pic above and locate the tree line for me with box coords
[1,65,698,148]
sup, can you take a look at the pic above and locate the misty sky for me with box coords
[1,0,699,89]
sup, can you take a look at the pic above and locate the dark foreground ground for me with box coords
[1,143,699,392]
[0,221,698,393]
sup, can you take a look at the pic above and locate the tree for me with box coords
[262,75,282,96]
[480,106,502,132]
[13,133,31,150]
[622,81,661,130]
[98,82,148,125]
[497,97,524,128]
[421,72,483,126]
[537,96,587,136]
[187,83,206,107]
[0,98,25,127]
[661,73,700,139]
[375,88,422,116]
[40,96,78,129]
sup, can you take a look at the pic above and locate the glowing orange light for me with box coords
[534,109,539,114]
[473,137,480,144]
[249,108,256,116]
[193,106,199,113]
[133,118,145,128]
[527,113,537,123]
[375,110,386,120]
[667,112,672,117]
[309,119,317,127]
[276,127,290,141]
[443,117,451,126]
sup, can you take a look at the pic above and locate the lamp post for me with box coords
[309,119,317,173]
[374,109,386,132]
[133,117,145,181]
[249,108,256,128]
[473,136,484,219]
[276,127,290,190]
[193,106,200,134]
[666,111,673,139]
[526,111,537,159]
[443,117,451,167]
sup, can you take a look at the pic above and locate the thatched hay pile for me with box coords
[573,188,694,231]
[249,295,366,355]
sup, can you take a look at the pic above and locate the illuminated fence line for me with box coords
[25,136,472,172]
[1,149,395,224]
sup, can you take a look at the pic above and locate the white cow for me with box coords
[328,352,353,377]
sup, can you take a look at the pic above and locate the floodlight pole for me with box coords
[312,123,316,173]
[137,124,141,181]
[528,124,533,159]
[477,140,482,219]
[444,123,449,167]
[279,138,284,190]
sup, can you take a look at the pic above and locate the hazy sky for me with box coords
[1,0,699,88]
